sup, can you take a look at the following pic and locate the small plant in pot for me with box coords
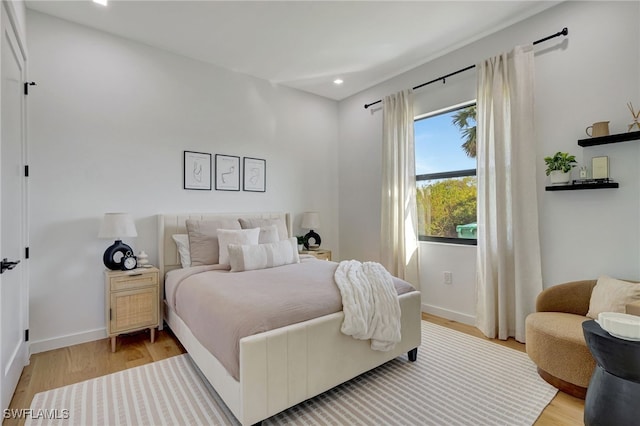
[544,151,577,185]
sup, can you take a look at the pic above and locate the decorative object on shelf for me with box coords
[579,166,588,179]
[301,212,321,250]
[137,250,150,268]
[296,236,305,252]
[544,151,577,185]
[183,151,211,190]
[215,154,241,191]
[98,213,138,270]
[628,102,640,132]
[243,157,266,192]
[592,156,609,179]
[585,121,610,138]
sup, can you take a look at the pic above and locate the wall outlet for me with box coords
[443,271,452,285]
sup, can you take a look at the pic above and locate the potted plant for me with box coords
[544,151,577,185]
[296,235,305,252]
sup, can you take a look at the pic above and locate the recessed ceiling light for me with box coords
[333,79,344,85]
[93,0,108,6]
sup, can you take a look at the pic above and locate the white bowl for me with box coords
[596,312,640,341]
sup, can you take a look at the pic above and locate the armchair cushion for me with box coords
[586,275,640,319]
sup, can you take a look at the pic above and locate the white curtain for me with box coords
[381,89,419,286]
[475,45,543,342]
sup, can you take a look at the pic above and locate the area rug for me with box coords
[27,321,557,426]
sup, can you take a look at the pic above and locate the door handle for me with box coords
[0,258,20,274]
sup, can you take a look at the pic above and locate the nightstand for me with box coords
[299,249,332,261]
[105,267,160,352]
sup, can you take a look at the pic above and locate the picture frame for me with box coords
[243,157,266,192]
[592,156,609,179]
[215,154,241,191]
[183,151,211,190]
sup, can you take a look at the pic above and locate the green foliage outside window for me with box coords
[417,177,477,238]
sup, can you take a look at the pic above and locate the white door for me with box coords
[0,3,28,411]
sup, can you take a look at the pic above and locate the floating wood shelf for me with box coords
[578,130,640,147]
[545,182,619,191]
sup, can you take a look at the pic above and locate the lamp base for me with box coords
[303,230,321,250]
[103,240,133,270]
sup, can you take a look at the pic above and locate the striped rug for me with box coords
[27,322,557,425]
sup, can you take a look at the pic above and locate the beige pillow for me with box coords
[217,228,260,266]
[186,219,241,266]
[258,224,279,244]
[239,217,288,241]
[228,237,300,272]
[586,275,640,319]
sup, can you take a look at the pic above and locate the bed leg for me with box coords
[408,348,418,362]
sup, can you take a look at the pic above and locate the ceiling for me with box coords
[25,1,560,101]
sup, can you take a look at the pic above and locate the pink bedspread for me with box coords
[170,258,416,380]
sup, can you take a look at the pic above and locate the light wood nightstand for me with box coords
[299,249,332,261]
[105,267,160,352]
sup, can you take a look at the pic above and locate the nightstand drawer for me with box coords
[110,271,158,291]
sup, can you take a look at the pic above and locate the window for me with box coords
[415,102,477,245]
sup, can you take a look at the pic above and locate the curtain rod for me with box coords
[363,27,568,109]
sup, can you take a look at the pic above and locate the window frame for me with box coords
[415,101,477,246]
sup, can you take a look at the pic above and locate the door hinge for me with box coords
[24,81,36,95]
[109,308,112,321]
[24,165,29,177]
[25,247,29,259]
[24,329,29,342]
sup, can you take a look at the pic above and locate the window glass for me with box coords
[415,103,477,244]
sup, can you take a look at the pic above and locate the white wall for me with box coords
[27,10,339,352]
[338,1,640,324]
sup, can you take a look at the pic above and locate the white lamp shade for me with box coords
[98,213,137,239]
[301,212,320,229]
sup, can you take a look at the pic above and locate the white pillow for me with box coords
[259,224,279,244]
[172,234,191,268]
[586,275,640,319]
[217,228,260,266]
[228,237,300,272]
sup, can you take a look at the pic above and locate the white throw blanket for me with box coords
[334,260,402,351]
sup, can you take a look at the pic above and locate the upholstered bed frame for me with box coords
[157,212,422,425]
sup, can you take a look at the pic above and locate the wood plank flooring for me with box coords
[5,315,584,426]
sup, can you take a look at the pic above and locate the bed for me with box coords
[158,212,422,425]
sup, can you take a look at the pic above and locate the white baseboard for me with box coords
[30,328,106,355]
[421,303,476,326]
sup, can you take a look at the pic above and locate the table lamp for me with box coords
[98,213,137,270]
[301,212,321,250]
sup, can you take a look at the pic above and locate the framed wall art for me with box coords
[215,154,241,191]
[243,157,266,192]
[183,151,211,190]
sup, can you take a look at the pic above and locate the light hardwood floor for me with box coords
[5,315,584,426]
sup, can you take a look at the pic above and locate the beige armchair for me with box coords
[525,279,640,399]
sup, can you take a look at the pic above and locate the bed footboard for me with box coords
[239,291,422,425]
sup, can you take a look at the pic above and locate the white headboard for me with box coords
[157,211,292,284]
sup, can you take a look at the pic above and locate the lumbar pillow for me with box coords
[228,237,300,272]
[217,228,261,266]
[186,219,241,266]
[171,234,191,268]
[239,217,288,241]
[586,275,640,319]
